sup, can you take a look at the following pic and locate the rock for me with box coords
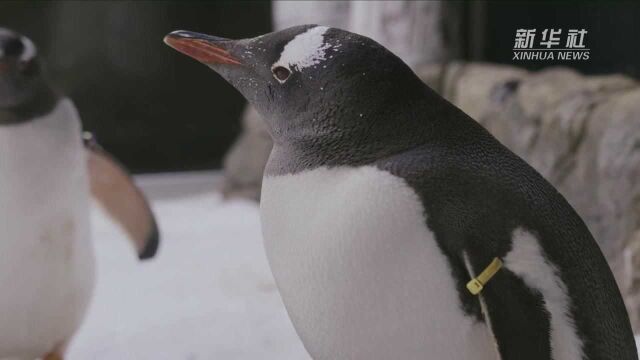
[590,89,640,327]
[218,106,272,201]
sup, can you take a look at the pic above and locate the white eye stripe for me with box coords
[272,26,331,73]
[20,36,37,62]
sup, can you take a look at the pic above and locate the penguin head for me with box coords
[165,25,424,148]
[0,28,43,109]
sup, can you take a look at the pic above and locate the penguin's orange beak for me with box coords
[164,30,242,65]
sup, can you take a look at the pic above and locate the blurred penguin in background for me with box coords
[0,28,159,360]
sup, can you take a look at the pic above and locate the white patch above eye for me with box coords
[20,36,37,62]
[272,26,331,72]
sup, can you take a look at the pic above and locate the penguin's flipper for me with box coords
[84,133,160,260]
[464,253,553,360]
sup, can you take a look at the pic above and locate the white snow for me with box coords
[272,26,331,72]
[67,172,309,360]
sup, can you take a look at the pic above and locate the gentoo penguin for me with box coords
[165,25,637,359]
[0,28,159,360]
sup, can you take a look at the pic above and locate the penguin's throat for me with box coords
[265,130,427,177]
[0,81,58,125]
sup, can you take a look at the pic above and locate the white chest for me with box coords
[0,99,95,358]
[261,166,496,360]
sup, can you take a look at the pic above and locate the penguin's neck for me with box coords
[266,84,473,176]
[0,82,59,125]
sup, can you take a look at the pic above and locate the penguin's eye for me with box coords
[272,66,291,83]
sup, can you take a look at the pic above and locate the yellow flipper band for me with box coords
[466,257,503,295]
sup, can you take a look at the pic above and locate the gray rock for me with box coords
[218,106,272,201]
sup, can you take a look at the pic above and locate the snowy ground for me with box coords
[67,172,309,359]
[65,171,640,359]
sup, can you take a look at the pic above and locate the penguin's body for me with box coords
[261,166,497,359]
[0,29,159,359]
[0,99,94,359]
[260,124,598,360]
[166,25,637,359]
